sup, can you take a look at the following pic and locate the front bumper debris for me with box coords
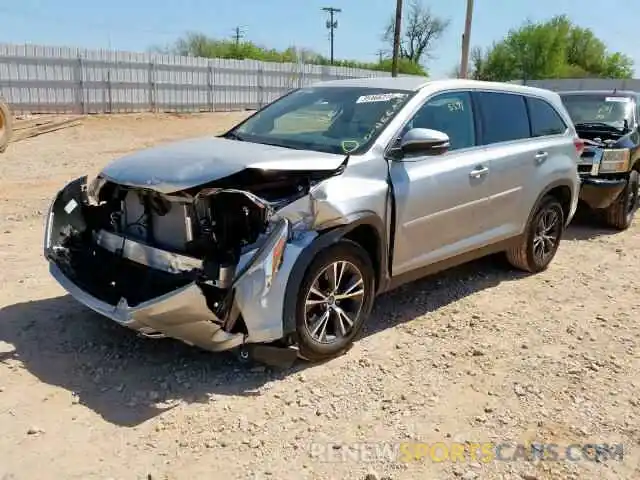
[44,177,315,352]
[48,261,244,351]
[579,176,627,210]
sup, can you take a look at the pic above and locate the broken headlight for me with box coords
[599,149,630,173]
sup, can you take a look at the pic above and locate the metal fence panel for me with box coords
[0,43,404,115]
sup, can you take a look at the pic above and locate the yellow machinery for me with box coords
[0,97,12,153]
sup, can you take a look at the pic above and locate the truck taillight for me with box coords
[574,137,585,157]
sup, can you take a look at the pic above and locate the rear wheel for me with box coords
[505,195,564,273]
[295,240,375,362]
[603,170,639,230]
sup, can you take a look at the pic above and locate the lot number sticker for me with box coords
[605,97,631,102]
[356,93,407,104]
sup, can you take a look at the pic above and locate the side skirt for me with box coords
[382,236,522,293]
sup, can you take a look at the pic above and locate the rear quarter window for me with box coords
[475,91,530,145]
[526,97,568,137]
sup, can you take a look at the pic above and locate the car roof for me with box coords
[311,76,430,91]
[557,89,640,98]
[311,77,560,99]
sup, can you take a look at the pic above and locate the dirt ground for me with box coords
[0,113,638,480]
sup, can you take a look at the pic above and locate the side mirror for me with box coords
[396,128,450,157]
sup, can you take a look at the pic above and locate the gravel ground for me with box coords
[0,113,638,480]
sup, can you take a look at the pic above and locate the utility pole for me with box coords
[232,26,245,48]
[391,0,403,77]
[322,7,341,65]
[376,49,385,63]
[459,0,474,78]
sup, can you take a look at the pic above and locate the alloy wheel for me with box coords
[304,260,365,344]
[532,207,561,265]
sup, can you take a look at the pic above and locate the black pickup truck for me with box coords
[558,90,640,230]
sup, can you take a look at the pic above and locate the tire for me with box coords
[505,195,565,273]
[603,170,639,231]
[0,98,12,154]
[295,239,375,362]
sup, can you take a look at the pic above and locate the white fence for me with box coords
[0,43,394,115]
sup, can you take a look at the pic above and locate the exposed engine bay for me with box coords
[575,125,636,178]
[44,165,345,334]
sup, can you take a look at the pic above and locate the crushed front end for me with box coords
[43,171,325,352]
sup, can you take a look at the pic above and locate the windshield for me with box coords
[226,86,413,155]
[560,94,634,130]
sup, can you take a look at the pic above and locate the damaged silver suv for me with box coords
[44,78,580,362]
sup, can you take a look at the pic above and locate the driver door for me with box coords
[389,90,493,276]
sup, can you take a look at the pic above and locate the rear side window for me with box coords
[475,92,530,144]
[527,97,567,137]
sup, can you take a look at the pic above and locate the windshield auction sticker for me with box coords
[356,93,408,104]
[605,97,631,102]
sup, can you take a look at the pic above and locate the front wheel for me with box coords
[295,240,375,362]
[603,170,639,230]
[505,195,565,273]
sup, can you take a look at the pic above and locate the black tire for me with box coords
[0,98,12,154]
[295,239,375,362]
[505,195,565,273]
[603,170,639,231]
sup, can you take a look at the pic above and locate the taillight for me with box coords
[574,137,585,157]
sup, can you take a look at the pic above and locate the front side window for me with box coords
[402,91,476,151]
[527,97,568,137]
[476,92,530,145]
[227,86,413,155]
[560,94,634,132]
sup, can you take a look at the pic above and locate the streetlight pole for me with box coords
[391,0,403,77]
[459,0,474,78]
[322,7,341,65]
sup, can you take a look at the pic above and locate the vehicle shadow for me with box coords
[0,254,526,427]
[564,209,621,241]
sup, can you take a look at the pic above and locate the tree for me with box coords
[449,46,485,78]
[383,0,449,65]
[469,15,633,81]
[151,32,428,76]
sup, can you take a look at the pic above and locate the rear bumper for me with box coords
[579,176,627,210]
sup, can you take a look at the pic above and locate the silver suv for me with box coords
[44,78,580,362]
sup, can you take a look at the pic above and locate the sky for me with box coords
[0,0,638,78]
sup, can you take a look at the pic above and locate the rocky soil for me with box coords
[0,113,638,480]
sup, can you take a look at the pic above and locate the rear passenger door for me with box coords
[473,91,541,241]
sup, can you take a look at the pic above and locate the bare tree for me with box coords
[469,46,487,79]
[449,46,487,79]
[383,0,450,65]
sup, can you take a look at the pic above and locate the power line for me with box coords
[232,26,246,48]
[322,7,341,65]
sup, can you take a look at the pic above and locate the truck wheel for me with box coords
[505,195,565,273]
[603,170,639,230]
[0,98,12,153]
[295,240,375,362]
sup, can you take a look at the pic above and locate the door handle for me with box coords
[535,151,548,164]
[469,165,489,178]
